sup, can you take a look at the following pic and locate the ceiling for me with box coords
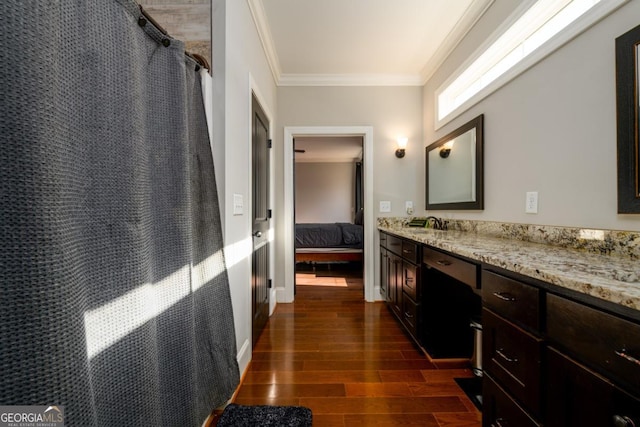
[249,0,494,86]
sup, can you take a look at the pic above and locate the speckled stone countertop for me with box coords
[378,219,640,312]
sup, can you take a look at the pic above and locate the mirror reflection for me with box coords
[426,115,484,210]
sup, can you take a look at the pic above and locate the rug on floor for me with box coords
[216,403,313,427]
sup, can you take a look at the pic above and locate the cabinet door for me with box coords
[402,261,419,301]
[546,346,614,427]
[388,252,402,317]
[380,247,388,300]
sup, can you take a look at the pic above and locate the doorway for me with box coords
[282,126,376,303]
[293,136,364,294]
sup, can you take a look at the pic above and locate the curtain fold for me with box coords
[0,1,239,426]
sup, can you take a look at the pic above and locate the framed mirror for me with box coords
[426,114,484,210]
[616,24,640,213]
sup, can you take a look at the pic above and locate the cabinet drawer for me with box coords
[402,262,419,301]
[402,295,419,337]
[483,308,543,416]
[401,240,420,264]
[547,293,640,396]
[423,247,478,289]
[483,374,541,427]
[482,270,540,332]
[386,235,402,256]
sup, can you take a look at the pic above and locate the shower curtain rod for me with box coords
[139,4,210,72]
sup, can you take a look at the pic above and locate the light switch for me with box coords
[525,191,538,214]
[379,201,391,213]
[233,193,244,215]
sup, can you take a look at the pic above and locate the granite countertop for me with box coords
[378,225,640,312]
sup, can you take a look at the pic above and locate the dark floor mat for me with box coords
[217,404,312,427]
[455,376,483,411]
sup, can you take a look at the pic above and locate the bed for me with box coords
[295,222,364,264]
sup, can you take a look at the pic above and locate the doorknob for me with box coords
[254,231,262,238]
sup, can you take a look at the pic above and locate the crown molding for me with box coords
[249,0,493,87]
[419,0,494,85]
[247,0,282,83]
[278,73,424,87]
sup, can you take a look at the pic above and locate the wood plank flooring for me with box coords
[232,265,481,426]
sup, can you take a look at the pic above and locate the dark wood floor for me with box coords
[232,264,481,426]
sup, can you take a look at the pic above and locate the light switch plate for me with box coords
[525,191,538,214]
[379,201,391,213]
[233,193,244,215]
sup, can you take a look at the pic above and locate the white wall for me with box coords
[422,0,640,232]
[274,86,423,297]
[212,0,277,375]
[295,162,354,223]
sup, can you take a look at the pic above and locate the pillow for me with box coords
[354,209,364,225]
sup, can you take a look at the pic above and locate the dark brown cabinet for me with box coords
[482,269,544,425]
[483,373,542,427]
[379,231,422,344]
[546,293,640,427]
[482,266,640,427]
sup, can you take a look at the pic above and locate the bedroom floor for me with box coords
[230,264,481,426]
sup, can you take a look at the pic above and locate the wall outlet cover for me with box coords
[379,201,391,213]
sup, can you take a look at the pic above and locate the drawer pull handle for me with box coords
[615,349,640,367]
[492,292,516,302]
[404,312,414,319]
[496,348,518,363]
[492,418,508,427]
[436,260,452,266]
[403,249,412,254]
[613,415,637,427]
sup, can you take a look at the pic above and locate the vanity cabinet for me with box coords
[482,266,640,427]
[482,269,543,425]
[545,293,640,426]
[379,232,422,343]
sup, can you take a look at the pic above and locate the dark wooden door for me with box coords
[251,94,270,348]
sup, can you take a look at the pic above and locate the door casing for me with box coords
[283,126,376,302]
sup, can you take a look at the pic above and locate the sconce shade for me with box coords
[396,137,408,158]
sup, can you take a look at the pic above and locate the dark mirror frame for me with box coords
[425,114,484,210]
[616,24,640,213]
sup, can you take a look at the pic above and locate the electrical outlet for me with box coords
[525,191,538,214]
[405,201,414,215]
[379,201,391,213]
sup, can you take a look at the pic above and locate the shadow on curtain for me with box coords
[0,0,239,425]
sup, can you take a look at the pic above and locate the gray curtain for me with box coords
[0,1,240,426]
[355,162,363,214]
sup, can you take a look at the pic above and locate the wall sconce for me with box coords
[439,140,454,158]
[395,137,408,158]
